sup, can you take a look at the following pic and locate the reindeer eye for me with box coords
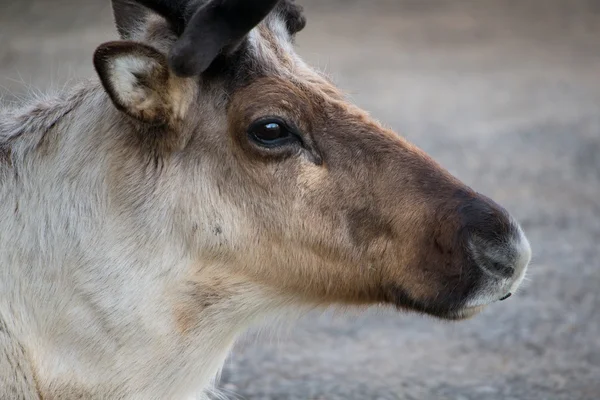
[248,118,297,147]
[256,123,284,140]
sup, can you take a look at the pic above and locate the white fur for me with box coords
[111,56,157,106]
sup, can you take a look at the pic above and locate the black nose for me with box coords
[458,194,517,278]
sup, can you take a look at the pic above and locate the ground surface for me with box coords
[1,1,599,399]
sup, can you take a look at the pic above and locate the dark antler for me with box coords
[119,0,282,77]
[172,0,282,77]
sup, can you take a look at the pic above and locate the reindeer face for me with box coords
[96,0,531,320]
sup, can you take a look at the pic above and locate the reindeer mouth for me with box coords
[383,285,487,321]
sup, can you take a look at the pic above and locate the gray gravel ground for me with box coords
[1,1,599,399]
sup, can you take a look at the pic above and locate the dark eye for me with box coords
[248,118,296,147]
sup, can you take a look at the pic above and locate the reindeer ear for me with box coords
[94,41,191,127]
[112,0,149,39]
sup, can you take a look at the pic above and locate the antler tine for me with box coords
[169,0,281,77]
[279,0,306,35]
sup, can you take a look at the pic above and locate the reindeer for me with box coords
[0,0,531,398]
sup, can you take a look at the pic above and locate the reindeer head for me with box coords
[95,0,531,322]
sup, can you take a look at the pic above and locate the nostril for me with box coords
[468,240,518,279]
[499,293,512,301]
[490,261,515,277]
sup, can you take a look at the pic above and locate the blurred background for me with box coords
[1,1,599,399]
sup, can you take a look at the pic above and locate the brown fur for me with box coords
[219,76,480,308]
